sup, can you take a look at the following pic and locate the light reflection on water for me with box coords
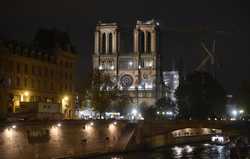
[93,143,231,159]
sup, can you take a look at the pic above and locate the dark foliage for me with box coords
[176,71,226,119]
[236,80,250,114]
[87,69,131,114]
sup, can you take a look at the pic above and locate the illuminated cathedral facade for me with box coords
[92,20,161,106]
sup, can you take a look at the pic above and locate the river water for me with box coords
[92,143,245,159]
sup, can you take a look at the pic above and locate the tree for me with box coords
[141,105,157,120]
[0,76,8,121]
[0,90,8,121]
[88,69,132,115]
[175,71,226,119]
[155,97,176,109]
[89,69,114,114]
[110,89,132,115]
[236,80,250,114]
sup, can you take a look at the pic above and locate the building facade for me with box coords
[93,20,161,107]
[0,36,77,119]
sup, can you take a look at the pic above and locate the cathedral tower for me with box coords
[93,20,160,107]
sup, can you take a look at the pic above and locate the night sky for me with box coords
[0,0,249,94]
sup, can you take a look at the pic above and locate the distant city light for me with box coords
[131,109,138,116]
[172,146,183,156]
[109,122,117,133]
[89,122,94,126]
[57,123,61,127]
[99,65,103,70]
[129,61,133,66]
[63,96,69,101]
[24,91,29,96]
[239,109,244,114]
[231,110,238,116]
[12,125,16,129]
[138,85,142,90]
[230,108,245,119]
[230,118,236,121]
[185,145,193,153]
[148,61,153,67]
[211,135,224,143]
[166,111,173,116]
[203,143,210,147]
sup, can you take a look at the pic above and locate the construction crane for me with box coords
[195,40,216,71]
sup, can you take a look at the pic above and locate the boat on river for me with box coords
[210,135,230,145]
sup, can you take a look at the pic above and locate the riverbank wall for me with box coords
[0,120,135,159]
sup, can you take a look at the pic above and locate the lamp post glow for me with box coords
[131,109,137,116]
[24,91,29,96]
[63,96,69,101]
[21,91,30,102]
[99,65,103,70]
[231,109,244,118]
[166,111,173,116]
[239,109,244,114]
[62,96,69,116]
[129,61,133,66]
[89,122,94,126]
[231,110,238,117]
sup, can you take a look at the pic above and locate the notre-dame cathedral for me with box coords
[92,20,161,107]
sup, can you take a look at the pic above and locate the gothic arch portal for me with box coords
[108,33,113,54]
[101,33,106,54]
[147,31,151,53]
[139,31,145,53]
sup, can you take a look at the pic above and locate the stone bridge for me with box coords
[0,120,248,159]
[138,120,248,137]
[129,120,250,149]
